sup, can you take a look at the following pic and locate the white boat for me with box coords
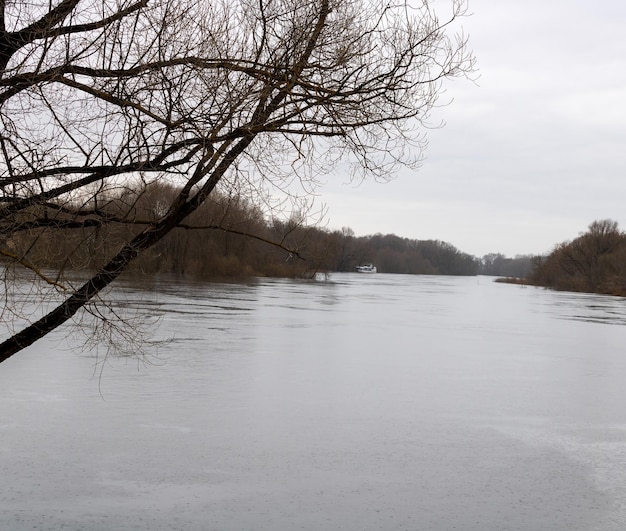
[355,264,377,273]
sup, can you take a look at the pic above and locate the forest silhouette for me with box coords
[7,184,622,296]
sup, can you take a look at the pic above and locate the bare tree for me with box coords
[0,0,474,362]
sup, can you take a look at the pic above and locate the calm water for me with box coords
[1,274,626,530]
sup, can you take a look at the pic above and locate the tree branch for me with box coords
[0,248,67,290]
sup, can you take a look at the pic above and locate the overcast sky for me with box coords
[317,0,626,258]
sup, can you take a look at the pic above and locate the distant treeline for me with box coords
[527,220,626,296]
[480,253,534,279]
[5,182,536,280]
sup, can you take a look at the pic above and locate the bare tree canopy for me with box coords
[0,0,474,363]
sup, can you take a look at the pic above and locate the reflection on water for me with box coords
[1,274,626,530]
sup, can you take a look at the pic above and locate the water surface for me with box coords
[1,274,626,530]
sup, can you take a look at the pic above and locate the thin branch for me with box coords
[0,248,67,290]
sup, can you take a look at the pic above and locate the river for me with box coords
[1,274,626,530]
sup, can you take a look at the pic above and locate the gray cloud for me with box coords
[320,0,626,257]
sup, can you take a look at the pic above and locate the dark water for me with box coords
[1,274,626,530]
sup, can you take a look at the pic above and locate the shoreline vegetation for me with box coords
[4,183,623,296]
[3,183,486,280]
[525,220,626,297]
[497,220,626,297]
[494,277,528,285]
